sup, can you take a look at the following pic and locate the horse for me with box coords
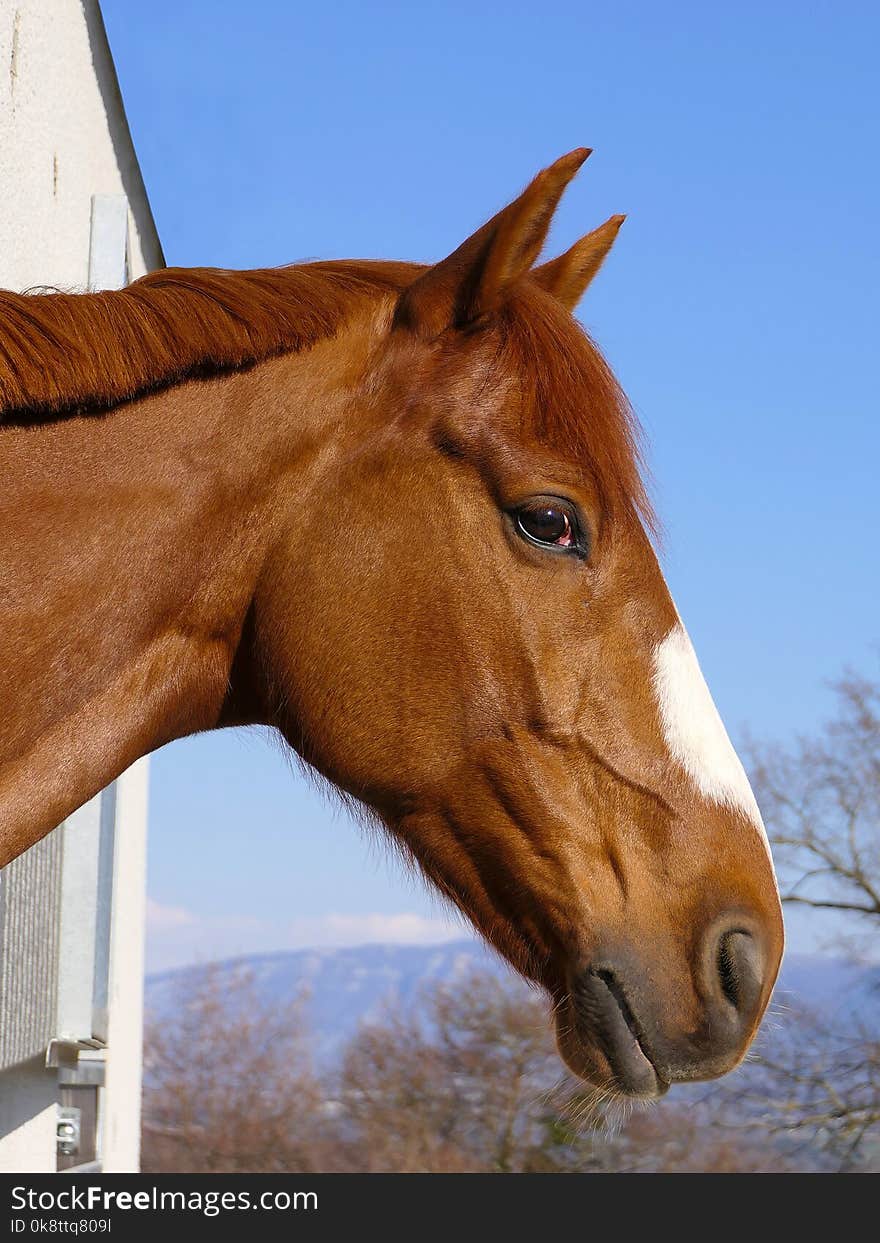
[0,149,783,1098]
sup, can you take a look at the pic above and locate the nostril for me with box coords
[716,934,740,1008]
[714,929,764,1016]
[571,966,664,1097]
[596,968,641,1040]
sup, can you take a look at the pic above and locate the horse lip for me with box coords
[571,969,669,1099]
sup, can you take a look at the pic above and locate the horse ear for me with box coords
[530,214,625,311]
[394,149,591,336]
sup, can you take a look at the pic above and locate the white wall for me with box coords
[101,762,149,1172]
[0,0,162,290]
[0,1059,58,1174]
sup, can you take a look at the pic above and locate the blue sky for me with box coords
[100,1,879,970]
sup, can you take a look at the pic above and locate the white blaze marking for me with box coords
[653,624,767,844]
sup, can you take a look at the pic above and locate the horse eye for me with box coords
[514,501,579,550]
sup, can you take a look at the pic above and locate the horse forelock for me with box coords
[497,282,656,536]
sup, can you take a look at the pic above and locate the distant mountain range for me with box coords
[145,940,879,1065]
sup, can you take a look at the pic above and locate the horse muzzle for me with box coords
[556,916,777,1099]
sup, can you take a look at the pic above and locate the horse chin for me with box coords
[554,1001,669,1103]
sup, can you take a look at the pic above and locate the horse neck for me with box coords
[0,342,347,864]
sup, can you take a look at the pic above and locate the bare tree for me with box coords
[735,1011,880,1169]
[141,964,325,1173]
[748,670,880,926]
[333,971,566,1172]
[742,669,880,1168]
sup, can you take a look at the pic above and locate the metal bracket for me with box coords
[57,1106,81,1158]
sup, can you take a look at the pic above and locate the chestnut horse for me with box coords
[0,150,782,1098]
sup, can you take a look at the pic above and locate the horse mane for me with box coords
[0,258,652,529]
[0,260,416,424]
[501,285,655,532]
